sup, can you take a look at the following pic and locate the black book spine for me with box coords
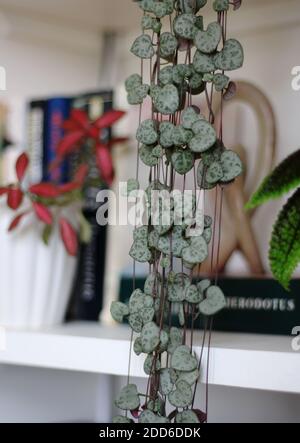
[67,90,113,321]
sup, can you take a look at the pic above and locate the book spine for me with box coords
[66,91,113,321]
[27,100,46,184]
[69,213,107,320]
[43,98,71,183]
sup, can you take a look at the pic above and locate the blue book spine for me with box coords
[43,97,71,183]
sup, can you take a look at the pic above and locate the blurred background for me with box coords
[0,0,299,423]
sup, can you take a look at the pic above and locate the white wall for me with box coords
[0,11,101,147]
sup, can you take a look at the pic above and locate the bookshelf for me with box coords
[0,322,299,395]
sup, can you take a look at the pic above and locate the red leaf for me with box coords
[63,119,79,132]
[94,110,125,129]
[56,130,84,158]
[7,188,23,210]
[29,183,60,198]
[0,187,9,196]
[87,125,100,139]
[32,202,53,225]
[96,144,115,186]
[58,182,81,194]
[70,109,89,129]
[74,163,89,185]
[16,153,29,182]
[59,218,78,256]
[8,211,30,232]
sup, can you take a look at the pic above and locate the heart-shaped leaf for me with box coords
[127,84,149,105]
[177,368,200,385]
[179,0,207,14]
[203,226,212,244]
[189,120,217,153]
[159,121,175,147]
[168,273,190,302]
[194,22,222,54]
[190,72,204,92]
[214,39,244,71]
[182,235,208,264]
[159,329,169,352]
[160,32,178,58]
[171,345,198,371]
[141,14,153,30]
[182,106,201,129]
[110,301,129,323]
[136,119,158,145]
[197,162,215,189]
[160,368,176,395]
[193,50,215,73]
[172,125,193,146]
[220,150,243,182]
[129,239,152,263]
[115,384,140,411]
[168,327,184,353]
[141,307,155,324]
[174,13,197,40]
[197,278,211,294]
[213,0,229,12]
[199,285,226,315]
[141,322,160,353]
[129,289,146,313]
[168,380,193,408]
[134,337,143,356]
[159,66,174,85]
[171,148,194,175]
[139,144,160,166]
[206,161,224,184]
[125,73,142,91]
[131,34,155,59]
[144,272,161,296]
[144,355,161,375]
[213,73,230,91]
[153,84,179,115]
[129,313,143,332]
[185,284,203,303]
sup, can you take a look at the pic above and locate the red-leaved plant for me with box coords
[0,108,126,256]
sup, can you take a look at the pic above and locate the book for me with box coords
[67,90,113,321]
[119,275,300,336]
[43,97,72,183]
[27,100,46,184]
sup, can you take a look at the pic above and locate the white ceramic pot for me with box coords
[0,203,77,329]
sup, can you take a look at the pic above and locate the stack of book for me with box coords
[27,91,113,321]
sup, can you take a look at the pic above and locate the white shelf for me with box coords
[0,322,299,395]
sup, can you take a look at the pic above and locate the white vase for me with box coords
[0,203,77,329]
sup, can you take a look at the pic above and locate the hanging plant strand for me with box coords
[111,0,244,424]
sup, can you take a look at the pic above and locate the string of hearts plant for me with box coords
[111,0,244,424]
[0,108,126,256]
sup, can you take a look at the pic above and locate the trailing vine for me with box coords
[111,0,244,423]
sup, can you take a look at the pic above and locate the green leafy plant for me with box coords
[247,148,300,290]
[111,0,244,423]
